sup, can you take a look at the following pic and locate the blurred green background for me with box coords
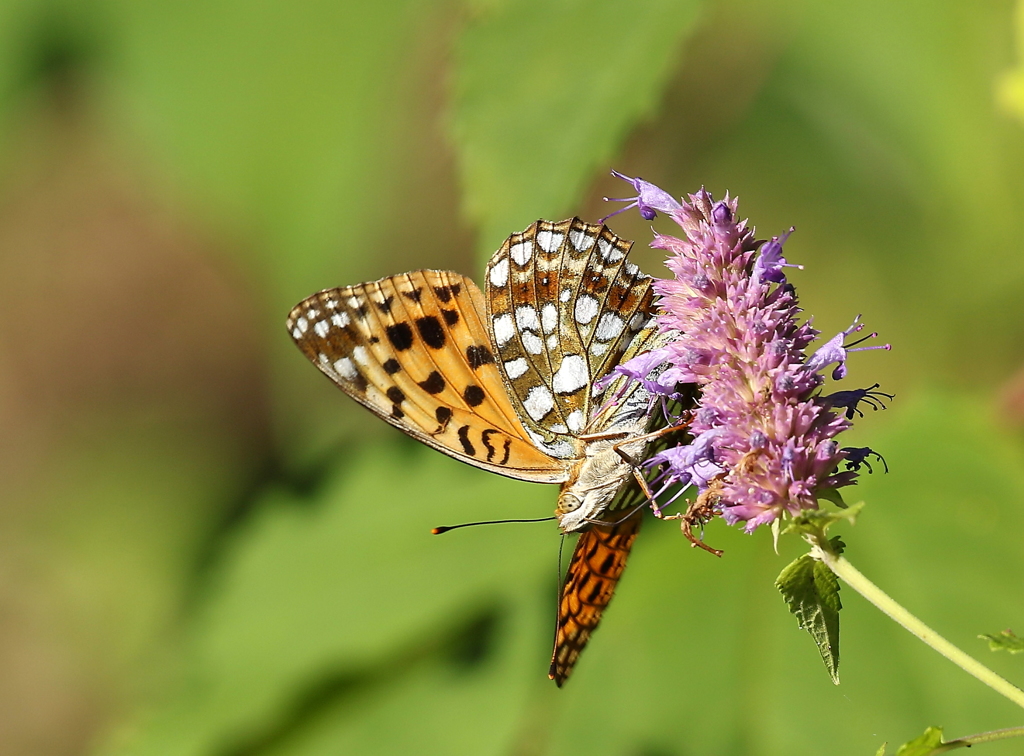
[1,1,1023,754]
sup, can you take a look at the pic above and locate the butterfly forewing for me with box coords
[287,270,568,482]
[485,219,658,455]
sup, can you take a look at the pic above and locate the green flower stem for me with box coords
[934,726,1024,752]
[810,542,1024,710]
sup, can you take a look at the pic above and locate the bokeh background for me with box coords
[1,1,1023,754]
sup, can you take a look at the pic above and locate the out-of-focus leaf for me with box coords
[894,726,944,756]
[257,581,547,756]
[451,0,704,257]
[997,0,1024,123]
[100,0,430,297]
[775,539,844,684]
[980,629,1024,654]
[99,440,560,756]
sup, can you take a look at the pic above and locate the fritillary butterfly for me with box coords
[287,218,675,685]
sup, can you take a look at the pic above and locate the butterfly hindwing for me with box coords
[485,219,657,455]
[287,270,568,483]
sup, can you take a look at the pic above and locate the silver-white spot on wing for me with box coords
[331,312,350,328]
[515,305,540,331]
[540,303,558,332]
[598,237,625,263]
[352,346,370,365]
[504,358,529,379]
[536,230,564,253]
[493,314,515,346]
[595,313,625,342]
[523,385,555,421]
[566,409,584,433]
[314,320,330,338]
[569,227,595,252]
[490,257,510,287]
[522,331,544,354]
[552,354,589,394]
[574,295,599,325]
[511,240,534,266]
[334,357,358,380]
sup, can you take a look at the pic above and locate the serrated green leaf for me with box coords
[894,726,944,756]
[775,551,843,683]
[980,629,1024,654]
[782,501,864,538]
[451,0,704,256]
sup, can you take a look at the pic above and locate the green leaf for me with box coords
[775,539,844,684]
[451,0,705,257]
[980,629,1024,654]
[876,744,888,756]
[782,502,864,539]
[894,726,944,756]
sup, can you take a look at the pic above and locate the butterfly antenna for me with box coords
[553,531,567,657]
[430,516,556,535]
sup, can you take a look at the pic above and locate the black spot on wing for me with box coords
[435,406,452,424]
[466,345,495,369]
[402,288,423,302]
[375,296,394,313]
[418,371,446,394]
[383,358,401,374]
[433,285,453,303]
[416,316,446,349]
[386,322,414,351]
[463,385,485,406]
[391,404,404,419]
[386,386,405,405]
[442,308,459,326]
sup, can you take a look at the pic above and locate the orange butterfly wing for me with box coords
[287,270,568,483]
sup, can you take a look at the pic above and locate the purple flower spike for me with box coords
[601,176,891,537]
[601,170,684,222]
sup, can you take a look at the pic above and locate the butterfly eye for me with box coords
[556,490,583,515]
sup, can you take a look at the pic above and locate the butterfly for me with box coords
[286,218,680,685]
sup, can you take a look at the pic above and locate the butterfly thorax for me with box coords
[555,425,650,533]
